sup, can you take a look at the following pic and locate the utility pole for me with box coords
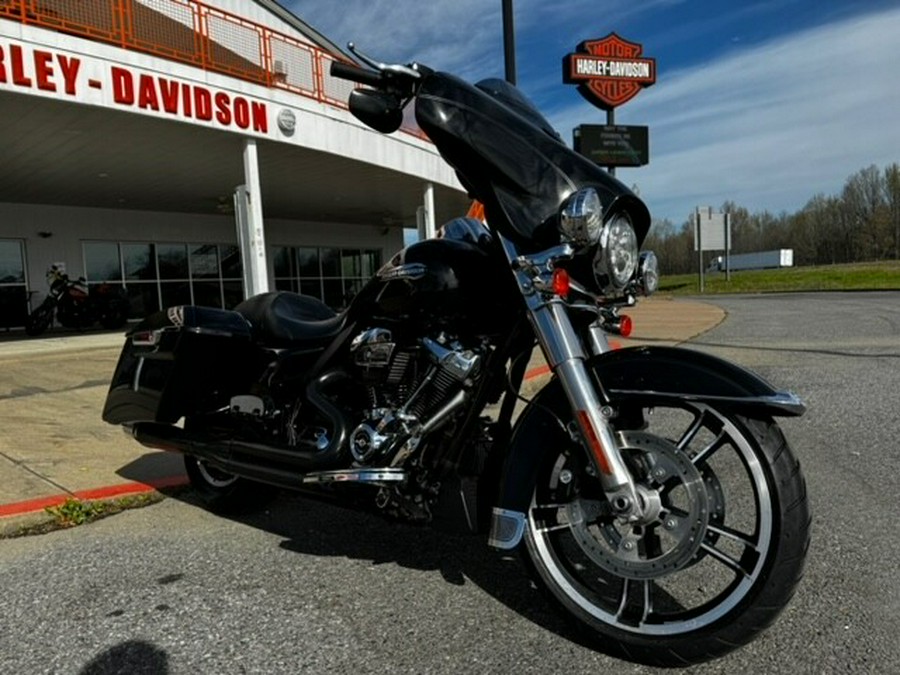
[502,0,516,85]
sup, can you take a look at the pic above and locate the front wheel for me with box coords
[521,401,810,666]
[25,303,54,336]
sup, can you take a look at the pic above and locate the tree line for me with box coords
[642,163,900,275]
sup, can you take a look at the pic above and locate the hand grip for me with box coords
[330,61,383,88]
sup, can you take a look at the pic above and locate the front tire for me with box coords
[521,401,810,666]
[25,304,54,336]
[183,455,273,514]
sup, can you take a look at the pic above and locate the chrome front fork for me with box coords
[500,234,644,521]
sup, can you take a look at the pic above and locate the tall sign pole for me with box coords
[502,0,517,85]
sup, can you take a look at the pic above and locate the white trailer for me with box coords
[708,249,793,272]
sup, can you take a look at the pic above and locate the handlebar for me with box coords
[330,60,384,88]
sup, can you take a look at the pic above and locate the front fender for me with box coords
[487,346,805,549]
[590,345,805,416]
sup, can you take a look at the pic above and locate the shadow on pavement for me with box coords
[116,452,187,485]
[79,639,169,675]
[166,486,592,651]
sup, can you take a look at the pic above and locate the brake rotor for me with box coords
[565,431,710,580]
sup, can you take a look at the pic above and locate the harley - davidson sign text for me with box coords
[563,33,657,110]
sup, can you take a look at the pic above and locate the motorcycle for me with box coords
[26,266,130,336]
[102,45,809,665]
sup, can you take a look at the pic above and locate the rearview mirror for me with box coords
[349,89,403,134]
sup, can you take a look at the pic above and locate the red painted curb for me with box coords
[0,474,189,519]
[525,364,551,380]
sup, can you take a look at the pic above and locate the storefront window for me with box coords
[190,244,219,279]
[272,247,294,278]
[126,283,160,318]
[273,246,381,310]
[220,245,242,280]
[222,280,244,309]
[320,247,341,277]
[83,241,244,317]
[296,247,319,276]
[0,239,28,328]
[80,240,375,317]
[123,243,156,280]
[157,244,188,279]
[84,242,122,281]
[0,240,25,284]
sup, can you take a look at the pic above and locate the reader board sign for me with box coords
[574,124,649,167]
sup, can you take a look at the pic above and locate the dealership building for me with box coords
[0,0,470,328]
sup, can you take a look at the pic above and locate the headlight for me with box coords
[593,212,639,293]
[637,251,659,296]
[559,188,603,248]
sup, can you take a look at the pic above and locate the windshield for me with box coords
[474,79,561,142]
[415,72,649,251]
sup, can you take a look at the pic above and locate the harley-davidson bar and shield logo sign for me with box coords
[563,33,656,110]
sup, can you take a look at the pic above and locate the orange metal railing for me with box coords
[0,0,424,138]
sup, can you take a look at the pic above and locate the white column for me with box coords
[235,138,269,297]
[423,182,436,239]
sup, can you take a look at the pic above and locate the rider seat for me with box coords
[234,291,344,347]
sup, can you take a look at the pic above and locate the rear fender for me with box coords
[487,346,805,550]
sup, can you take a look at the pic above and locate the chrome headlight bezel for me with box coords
[593,211,639,294]
[559,188,603,249]
[637,250,660,296]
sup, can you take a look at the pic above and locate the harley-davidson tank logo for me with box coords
[563,33,657,110]
[377,263,427,281]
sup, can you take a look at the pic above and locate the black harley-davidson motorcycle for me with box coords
[26,266,129,336]
[102,45,809,665]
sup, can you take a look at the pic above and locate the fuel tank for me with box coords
[350,222,514,336]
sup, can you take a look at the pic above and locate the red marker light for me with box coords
[576,410,613,475]
[552,268,570,298]
[619,314,633,337]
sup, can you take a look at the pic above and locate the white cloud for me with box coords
[548,6,900,223]
[287,0,506,79]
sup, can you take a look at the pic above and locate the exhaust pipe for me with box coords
[130,369,352,474]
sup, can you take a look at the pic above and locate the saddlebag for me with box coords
[102,305,256,425]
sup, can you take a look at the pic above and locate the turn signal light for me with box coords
[552,268,570,298]
[606,314,633,337]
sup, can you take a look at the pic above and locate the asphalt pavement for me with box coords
[0,297,725,535]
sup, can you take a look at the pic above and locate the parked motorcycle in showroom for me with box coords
[25,265,130,336]
[102,45,809,665]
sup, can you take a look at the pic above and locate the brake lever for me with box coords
[348,42,422,80]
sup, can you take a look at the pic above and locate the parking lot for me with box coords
[1,292,898,673]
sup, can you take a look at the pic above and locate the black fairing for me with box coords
[415,73,650,252]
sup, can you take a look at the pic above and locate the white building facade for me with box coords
[0,0,468,327]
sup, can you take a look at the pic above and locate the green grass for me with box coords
[659,261,900,295]
[0,492,170,539]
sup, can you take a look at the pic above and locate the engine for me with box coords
[348,327,484,465]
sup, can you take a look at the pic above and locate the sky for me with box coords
[285,0,900,226]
